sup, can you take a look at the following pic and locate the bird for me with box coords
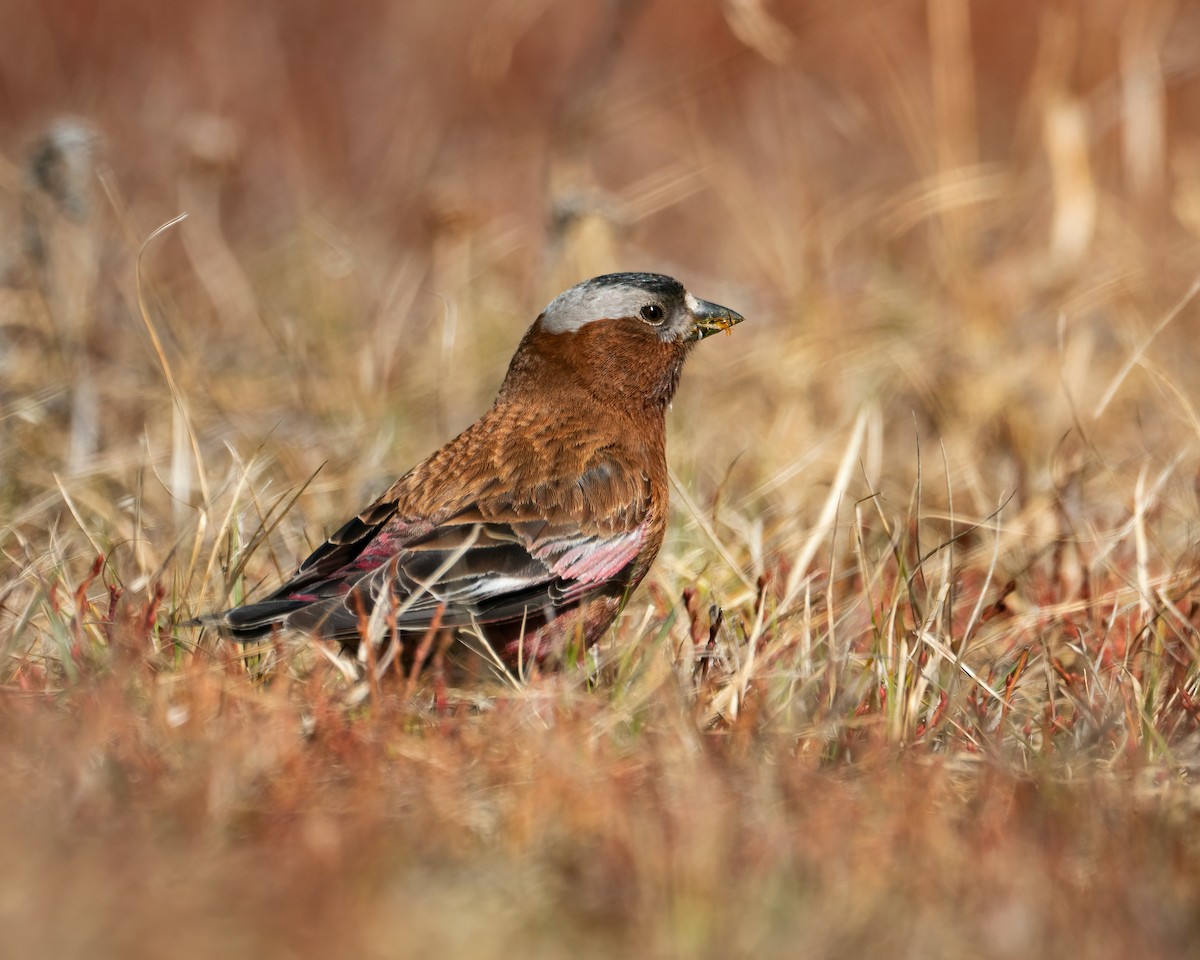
[204,272,743,669]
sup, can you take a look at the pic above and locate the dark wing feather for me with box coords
[287,499,406,588]
[219,498,414,638]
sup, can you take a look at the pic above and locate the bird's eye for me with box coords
[640,303,665,323]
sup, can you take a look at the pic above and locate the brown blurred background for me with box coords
[5,0,1200,467]
[6,0,1200,473]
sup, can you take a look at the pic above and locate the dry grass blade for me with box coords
[132,212,211,510]
[1094,274,1200,419]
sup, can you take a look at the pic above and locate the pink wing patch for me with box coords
[537,526,646,585]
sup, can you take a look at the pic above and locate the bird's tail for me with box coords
[184,600,309,641]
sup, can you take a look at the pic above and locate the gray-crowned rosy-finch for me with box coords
[207,273,743,665]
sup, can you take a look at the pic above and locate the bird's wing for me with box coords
[280,504,650,641]
[220,454,654,641]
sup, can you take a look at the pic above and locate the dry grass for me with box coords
[5,1,1200,956]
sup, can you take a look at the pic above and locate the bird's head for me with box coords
[539,272,743,345]
[502,273,744,413]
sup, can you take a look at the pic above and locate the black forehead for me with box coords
[587,272,685,301]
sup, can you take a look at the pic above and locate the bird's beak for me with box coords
[688,298,744,341]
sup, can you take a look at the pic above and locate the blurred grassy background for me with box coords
[5,1,1200,957]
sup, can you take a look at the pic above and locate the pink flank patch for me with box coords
[548,527,644,584]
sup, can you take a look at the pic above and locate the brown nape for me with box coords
[500,317,691,413]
